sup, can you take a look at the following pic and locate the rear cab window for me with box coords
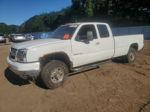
[97,24,110,38]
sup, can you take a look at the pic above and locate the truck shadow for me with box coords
[4,66,109,89]
[112,58,127,63]
[4,68,30,86]
[34,78,48,89]
[4,68,50,89]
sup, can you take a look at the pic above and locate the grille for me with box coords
[10,48,17,61]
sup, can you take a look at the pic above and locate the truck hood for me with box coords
[12,38,67,49]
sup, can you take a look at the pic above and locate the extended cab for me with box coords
[7,22,144,89]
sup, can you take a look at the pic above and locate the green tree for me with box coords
[19,14,50,33]
[84,0,93,17]
[0,23,18,34]
[16,0,150,33]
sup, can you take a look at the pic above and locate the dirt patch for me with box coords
[0,41,150,112]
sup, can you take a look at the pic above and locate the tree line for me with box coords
[0,23,18,34]
[1,0,150,34]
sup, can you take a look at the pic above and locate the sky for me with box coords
[0,0,72,25]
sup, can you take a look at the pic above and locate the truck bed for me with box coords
[113,34,144,57]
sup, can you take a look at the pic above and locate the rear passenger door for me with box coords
[96,24,114,60]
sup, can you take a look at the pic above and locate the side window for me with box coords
[97,25,110,38]
[76,25,97,40]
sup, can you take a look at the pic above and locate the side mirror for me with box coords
[87,31,94,41]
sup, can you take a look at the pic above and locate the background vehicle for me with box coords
[0,34,6,43]
[32,32,51,39]
[7,22,144,89]
[24,34,35,41]
[10,34,26,42]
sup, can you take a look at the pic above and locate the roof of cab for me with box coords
[63,22,107,25]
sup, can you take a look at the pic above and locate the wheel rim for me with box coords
[129,52,135,61]
[50,67,64,84]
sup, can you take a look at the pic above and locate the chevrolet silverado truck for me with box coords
[7,22,144,89]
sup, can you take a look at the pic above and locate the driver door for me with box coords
[71,24,101,67]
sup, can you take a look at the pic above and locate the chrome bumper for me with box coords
[7,57,40,79]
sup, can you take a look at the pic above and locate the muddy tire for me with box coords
[125,47,136,63]
[41,60,68,89]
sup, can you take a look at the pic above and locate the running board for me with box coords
[71,59,111,73]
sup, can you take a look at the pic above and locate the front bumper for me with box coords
[7,57,40,79]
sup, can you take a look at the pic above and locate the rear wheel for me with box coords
[125,47,136,63]
[41,60,68,89]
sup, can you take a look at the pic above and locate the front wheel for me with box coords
[41,60,68,89]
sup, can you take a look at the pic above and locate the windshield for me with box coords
[51,24,78,39]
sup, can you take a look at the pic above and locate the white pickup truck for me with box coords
[7,22,144,89]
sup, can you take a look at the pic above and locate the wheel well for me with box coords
[130,43,138,51]
[40,52,72,71]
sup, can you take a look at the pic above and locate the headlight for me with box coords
[17,49,27,62]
